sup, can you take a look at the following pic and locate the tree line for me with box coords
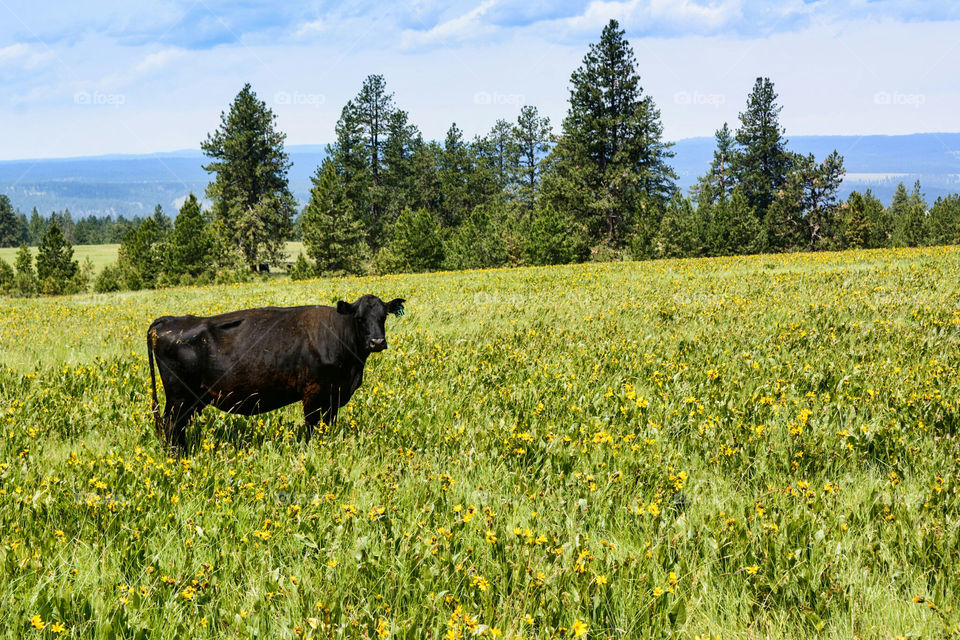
[4,19,960,298]
[0,203,146,247]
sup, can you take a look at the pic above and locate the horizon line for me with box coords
[3,131,960,165]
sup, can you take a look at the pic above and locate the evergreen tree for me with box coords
[513,106,552,214]
[438,123,474,228]
[765,151,845,252]
[926,194,960,246]
[329,96,372,221]
[542,19,675,246]
[201,83,296,270]
[382,109,421,219]
[486,119,518,193]
[376,208,444,273]
[36,223,80,294]
[93,264,123,293]
[890,181,927,247]
[28,208,45,245]
[839,191,875,249]
[444,206,509,270]
[300,159,369,276]
[522,205,588,266]
[655,194,701,258]
[695,123,737,206]
[467,134,503,211]
[0,258,13,293]
[49,210,76,244]
[0,195,23,247]
[732,78,793,218]
[708,187,764,256]
[353,75,395,244]
[288,253,315,281]
[409,140,444,213]
[119,217,162,289]
[165,194,214,279]
[13,245,36,296]
[152,204,172,236]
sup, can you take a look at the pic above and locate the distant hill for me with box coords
[2,135,959,217]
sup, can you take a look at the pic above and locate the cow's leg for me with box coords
[302,384,331,441]
[167,403,200,453]
[159,380,203,453]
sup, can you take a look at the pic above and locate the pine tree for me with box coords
[513,106,552,214]
[486,119,518,193]
[288,253,315,281]
[732,78,794,218]
[300,159,369,276]
[382,109,421,220]
[152,204,172,236]
[695,123,737,206]
[201,83,296,270]
[543,20,675,246]
[926,194,960,246]
[0,195,23,247]
[765,151,845,252]
[0,258,13,293]
[444,206,508,270]
[655,194,701,258]
[376,208,444,273]
[165,194,214,279]
[709,188,763,256]
[28,208,45,245]
[840,191,874,249]
[522,205,587,266]
[118,217,162,289]
[438,123,473,228]
[354,75,395,244]
[854,189,892,248]
[36,223,80,294]
[891,181,927,247]
[13,244,36,296]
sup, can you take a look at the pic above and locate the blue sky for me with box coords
[1,0,958,160]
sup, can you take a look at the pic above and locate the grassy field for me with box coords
[0,242,306,274]
[2,247,960,638]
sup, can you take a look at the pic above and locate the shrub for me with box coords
[93,264,124,293]
[288,253,315,281]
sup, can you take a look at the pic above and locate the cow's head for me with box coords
[337,295,405,353]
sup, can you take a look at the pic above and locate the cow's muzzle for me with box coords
[368,338,387,352]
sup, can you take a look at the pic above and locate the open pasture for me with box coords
[1,247,960,638]
[0,242,306,276]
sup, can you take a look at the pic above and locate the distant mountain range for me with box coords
[2,134,959,217]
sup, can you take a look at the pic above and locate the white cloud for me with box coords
[401,0,499,50]
[0,42,55,73]
[0,43,30,65]
[294,18,326,38]
[136,48,186,74]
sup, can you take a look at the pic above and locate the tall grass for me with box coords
[1,247,959,638]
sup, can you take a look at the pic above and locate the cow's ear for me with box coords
[386,298,406,317]
[336,300,356,315]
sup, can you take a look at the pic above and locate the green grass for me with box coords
[0,244,121,274]
[1,247,960,638]
[0,242,306,275]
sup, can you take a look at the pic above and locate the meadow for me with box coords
[1,247,959,639]
[0,242,306,275]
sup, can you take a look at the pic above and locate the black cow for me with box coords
[147,294,405,451]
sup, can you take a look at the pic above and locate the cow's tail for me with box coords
[147,325,161,437]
